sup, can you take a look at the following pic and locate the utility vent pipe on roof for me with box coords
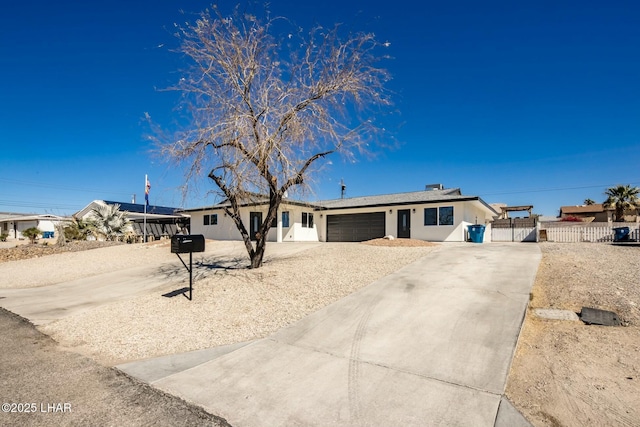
[425,183,444,191]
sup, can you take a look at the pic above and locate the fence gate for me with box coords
[491,218,537,242]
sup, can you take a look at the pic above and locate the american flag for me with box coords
[145,177,151,206]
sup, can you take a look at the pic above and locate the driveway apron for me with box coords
[142,243,541,426]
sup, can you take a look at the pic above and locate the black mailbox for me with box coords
[171,234,205,254]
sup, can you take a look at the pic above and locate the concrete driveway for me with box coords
[119,243,541,427]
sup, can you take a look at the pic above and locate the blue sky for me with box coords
[1,1,639,217]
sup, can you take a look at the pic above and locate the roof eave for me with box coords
[181,199,317,212]
[315,196,489,211]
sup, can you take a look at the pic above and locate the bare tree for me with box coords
[159,5,393,268]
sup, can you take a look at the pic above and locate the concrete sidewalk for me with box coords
[120,243,541,426]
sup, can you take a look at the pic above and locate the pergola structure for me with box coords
[498,205,533,219]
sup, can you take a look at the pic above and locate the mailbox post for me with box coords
[170,235,205,300]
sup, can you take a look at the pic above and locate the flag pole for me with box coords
[143,174,147,243]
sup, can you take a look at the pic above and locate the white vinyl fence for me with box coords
[491,218,537,242]
[492,226,537,242]
[541,222,640,243]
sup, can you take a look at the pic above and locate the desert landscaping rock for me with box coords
[0,240,122,263]
[362,237,435,247]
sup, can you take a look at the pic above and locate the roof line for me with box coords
[181,193,498,215]
[315,187,461,203]
[314,196,484,211]
[180,199,316,212]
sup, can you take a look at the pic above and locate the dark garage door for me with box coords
[326,212,386,242]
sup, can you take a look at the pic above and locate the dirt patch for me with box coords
[0,241,123,263]
[362,238,437,247]
[506,243,640,426]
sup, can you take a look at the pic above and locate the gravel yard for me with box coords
[5,241,436,365]
[4,240,638,426]
[0,241,177,289]
[0,240,123,263]
[507,242,640,427]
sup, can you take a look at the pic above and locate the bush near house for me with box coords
[0,233,8,242]
[21,227,41,244]
[64,218,92,241]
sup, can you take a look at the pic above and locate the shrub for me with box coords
[64,218,93,241]
[21,227,41,244]
[0,233,8,242]
[560,215,583,222]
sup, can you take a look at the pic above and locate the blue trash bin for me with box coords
[468,224,486,243]
[613,227,630,242]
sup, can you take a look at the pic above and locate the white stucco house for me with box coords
[183,186,498,243]
[0,213,67,240]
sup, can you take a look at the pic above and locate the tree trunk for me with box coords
[55,222,66,247]
[251,237,266,268]
[247,192,282,269]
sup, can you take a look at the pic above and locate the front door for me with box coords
[249,212,262,241]
[397,209,411,238]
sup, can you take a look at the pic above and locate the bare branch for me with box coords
[157,5,394,267]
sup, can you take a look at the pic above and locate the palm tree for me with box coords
[583,198,595,205]
[603,185,640,222]
[88,204,131,241]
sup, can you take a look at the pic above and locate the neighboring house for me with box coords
[185,187,498,243]
[75,200,190,240]
[0,213,67,240]
[559,204,613,222]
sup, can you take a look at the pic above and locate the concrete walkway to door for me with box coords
[119,243,541,427]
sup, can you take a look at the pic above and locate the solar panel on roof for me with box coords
[103,201,179,215]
